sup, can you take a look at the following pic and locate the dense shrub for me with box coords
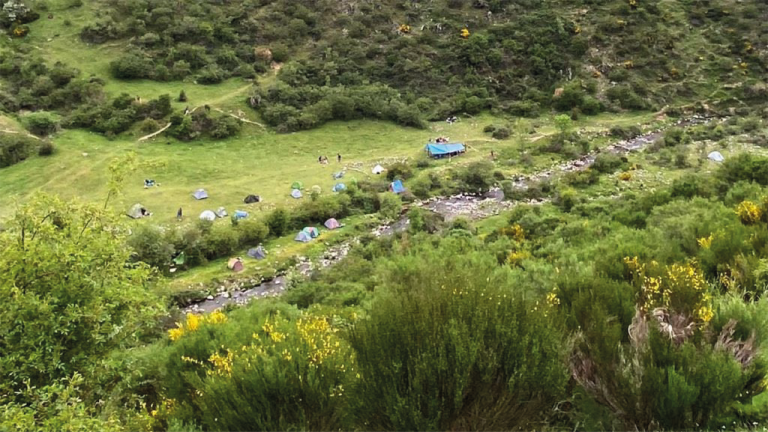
[0,134,35,167]
[22,111,58,136]
[591,153,626,174]
[349,239,568,430]
[385,162,413,182]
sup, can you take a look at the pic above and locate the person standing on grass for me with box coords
[337,153,341,163]
[177,207,183,221]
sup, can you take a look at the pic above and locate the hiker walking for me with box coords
[177,207,183,221]
[337,153,341,163]
[491,150,495,159]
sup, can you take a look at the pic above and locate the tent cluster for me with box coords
[294,220,342,242]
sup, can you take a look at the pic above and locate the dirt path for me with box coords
[137,123,172,142]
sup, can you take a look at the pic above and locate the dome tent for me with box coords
[324,218,341,230]
[247,245,267,259]
[127,203,149,219]
[303,227,319,238]
[192,189,209,200]
[291,181,304,190]
[199,210,216,221]
[291,189,303,199]
[372,165,385,175]
[708,151,725,162]
[244,194,261,204]
[228,257,244,272]
[294,231,312,242]
[332,183,346,192]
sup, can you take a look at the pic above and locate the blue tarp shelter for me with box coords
[425,143,466,158]
[291,189,303,199]
[233,210,248,221]
[332,183,347,192]
[295,231,312,242]
[390,180,405,194]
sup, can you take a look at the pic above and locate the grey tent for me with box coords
[295,231,312,242]
[127,203,149,219]
[193,189,209,200]
[291,189,303,199]
[333,171,344,180]
[199,210,216,221]
[708,151,725,162]
[247,246,267,260]
[244,194,261,204]
[216,207,228,218]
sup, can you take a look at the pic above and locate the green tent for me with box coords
[291,181,304,190]
[172,252,186,266]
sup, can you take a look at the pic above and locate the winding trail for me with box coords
[184,115,716,313]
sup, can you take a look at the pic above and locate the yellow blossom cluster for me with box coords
[624,257,713,322]
[208,350,235,377]
[398,24,411,34]
[506,250,529,267]
[546,290,561,306]
[460,27,470,38]
[619,171,632,181]
[168,310,228,341]
[697,234,714,249]
[736,200,762,225]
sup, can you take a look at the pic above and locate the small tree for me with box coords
[554,114,572,139]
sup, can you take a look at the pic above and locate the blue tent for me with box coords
[390,179,405,194]
[291,189,303,199]
[233,210,248,221]
[332,183,347,192]
[425,143,466,158]
[192,189,209,200]
[303,227,319,238]
[294,231,312,242]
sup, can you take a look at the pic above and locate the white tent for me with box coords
[199,210,216,221]
[708,151,725,163]
[372,164,385,175]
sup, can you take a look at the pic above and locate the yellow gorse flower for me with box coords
[167,311,229,341]
[697,234,713,249]
[736,200,762,225]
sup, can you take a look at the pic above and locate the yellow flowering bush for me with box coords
[460,27,470,38]
[697,234,713,249]
[619,171,632,181]
[624,257,713,322]
[736,200,762,225]
[500,223,525,242]
[168,310,228,341]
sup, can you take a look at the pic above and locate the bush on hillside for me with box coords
[348,240,568,430]
[592,153,626,174]
[386,162,413,182]
[22,111,58,136]
[0,134,35,167]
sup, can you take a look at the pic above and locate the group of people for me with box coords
[318,154,342,164]
[429,136,451,143]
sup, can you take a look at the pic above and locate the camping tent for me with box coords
[291,181,304,190]
[199,210,216,221]
[311,185,322,194]
[372,165,385,175]
[227,258,244,272]
[127,203,149,219]
[333,171,344,179]
[233,210,248,221]
[294,231,312,242]
[172,251,186,266]
[708,151,725,162]
[425,143,466,158]
[303,227,319,238]
[193,189,209,200]
[247,246,266,260]
[216,207,228,218]
[291,189,303,199]
[244,194,261,204]
[325,218,341,230]
[332,183,346,192]
[390,180,405,194]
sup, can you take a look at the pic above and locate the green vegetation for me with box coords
[2,0,768,430]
